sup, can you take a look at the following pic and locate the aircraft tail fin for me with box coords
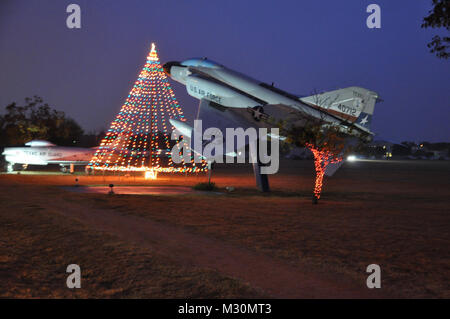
[299,87,380,131]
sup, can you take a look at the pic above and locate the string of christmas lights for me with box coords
[89,43,207,175]
[305,143,342,201]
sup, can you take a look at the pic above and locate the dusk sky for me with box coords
[0,0,449,143]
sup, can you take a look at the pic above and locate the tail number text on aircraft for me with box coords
[337,104,357,116]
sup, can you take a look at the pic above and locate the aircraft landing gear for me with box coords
[85,166,93,175]
[60,165,68,173]
[6,163,14,173]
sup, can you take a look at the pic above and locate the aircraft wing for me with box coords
[171,99,366,172]
[211,100,372,140]
[324,161,344,177]
[198,100,310,132]
[228,103,304,128]
[194,99,261,160]
[178,99,338,158]
[196,99,254,131]
[171,99,283,161]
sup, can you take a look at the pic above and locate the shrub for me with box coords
[193,182,218,191]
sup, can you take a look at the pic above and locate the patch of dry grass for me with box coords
[0,184,263,298]
[56,160,450,298]
[1,160,449,298]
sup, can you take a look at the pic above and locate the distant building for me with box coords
[367,140,394,159]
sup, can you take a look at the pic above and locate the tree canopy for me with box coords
[422,0,450,59]
[0,96,84,146]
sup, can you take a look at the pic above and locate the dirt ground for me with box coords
[0,160,449,298]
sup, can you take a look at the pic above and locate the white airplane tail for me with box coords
[299,86,379,131]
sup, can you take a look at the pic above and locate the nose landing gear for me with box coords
[6,163,14,173]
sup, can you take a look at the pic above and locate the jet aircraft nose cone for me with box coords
[163,61,181,76]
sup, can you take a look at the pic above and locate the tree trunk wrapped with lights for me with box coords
[306,143,342,203]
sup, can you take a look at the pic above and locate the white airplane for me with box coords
[164,58,379,138]
[163,57,380,191]
[2,140,96,173]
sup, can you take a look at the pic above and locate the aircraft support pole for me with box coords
[207,161,213,184]
[252,161,270,192]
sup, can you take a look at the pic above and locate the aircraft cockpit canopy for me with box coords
[25,140,56,147]
[181,58,223,69]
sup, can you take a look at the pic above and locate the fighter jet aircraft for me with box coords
[2,140,96,173]
[164,57,379,137]
[163,57,380,190]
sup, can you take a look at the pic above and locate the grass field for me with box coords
[0,160,449,298]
